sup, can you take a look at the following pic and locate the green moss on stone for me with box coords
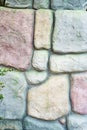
[0,94,4,100]
[0,67,15,76]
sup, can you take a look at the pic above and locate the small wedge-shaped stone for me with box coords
[28,75,70,120]
[34,0,49,9]
[32,50,49,71]
[24,116,65,130]
[34,9,53,49]
[0,120,22,130]
[53,10,87,53]
[50,54,87,73]
[0,71,27,119]
[5,0,32,8]
[25,70,47,85]
[0,8,34,70]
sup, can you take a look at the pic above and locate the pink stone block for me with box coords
[71,73,87,114]
[0,8,34,70]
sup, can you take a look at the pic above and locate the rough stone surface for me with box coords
[32,50,49,71]
[25,70,48,85]
[51,0,87,9]
[50,54,87,73]
[0,8,34,70]
[71,73,87,114]
[51,0,64,9]
[53,10,87,53]
[0,70,27,119]
[34,0,49,9]
[24,116,65,130]
[0,120,22,130]
[5,0,32,8]
[28,75,70,120]
[34,9,53,49]
[67,114,87,130]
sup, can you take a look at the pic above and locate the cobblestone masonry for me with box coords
[0,0,87,130]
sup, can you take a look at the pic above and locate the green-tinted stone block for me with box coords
[5,0,33,8]
[34,0,49,9]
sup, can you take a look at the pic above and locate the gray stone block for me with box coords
[24,116,65,130]
[5,0,32,8]
[0,120,22,130]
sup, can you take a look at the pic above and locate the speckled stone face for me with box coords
[0,8,34,70]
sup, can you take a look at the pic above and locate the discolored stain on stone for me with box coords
[0,8,34,70]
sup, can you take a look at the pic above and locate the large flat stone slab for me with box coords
[24,116,64,130]
[28,75,70,120]
[34,9,53,49]
[5,0,32,8]
[50,54,87,73]
[0,120,22,130]
[71,73,87,114]
[53,10,87,53]
[0,8,34,70]
[0,70,27,119]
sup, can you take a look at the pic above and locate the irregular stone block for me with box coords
[0,120,22,130]
[0,70,27,119]
[51,0,64,9]
[34,9,53,49]
[28,75,70,120]
[34,0,49,9]
[67,114,87,130]
[32,50,49,71]
[24,116,65,130]
[71,73,87,114]
[50,54,87,73]
[5,0,32,8]
[0,8,34,70]
[25,70,48,85]
[53,10,87,53]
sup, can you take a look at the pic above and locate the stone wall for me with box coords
[0,0,87,130]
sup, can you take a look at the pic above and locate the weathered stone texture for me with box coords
[0,71,27,119]
[50,54,87,73]
[24,116,65,130]
[51,0,87,9]
[0,8,34,70]
[28,75,70,120]
[0,120,22,130]
[34,9,53,49]
[51,0,64,9]
[67,114,87,130]
[53,10,87,53]
[32,50,49,71]
[71,73,87,114]
[25,70,47,85]
[5,0,32,8]
[34,0,49,9]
